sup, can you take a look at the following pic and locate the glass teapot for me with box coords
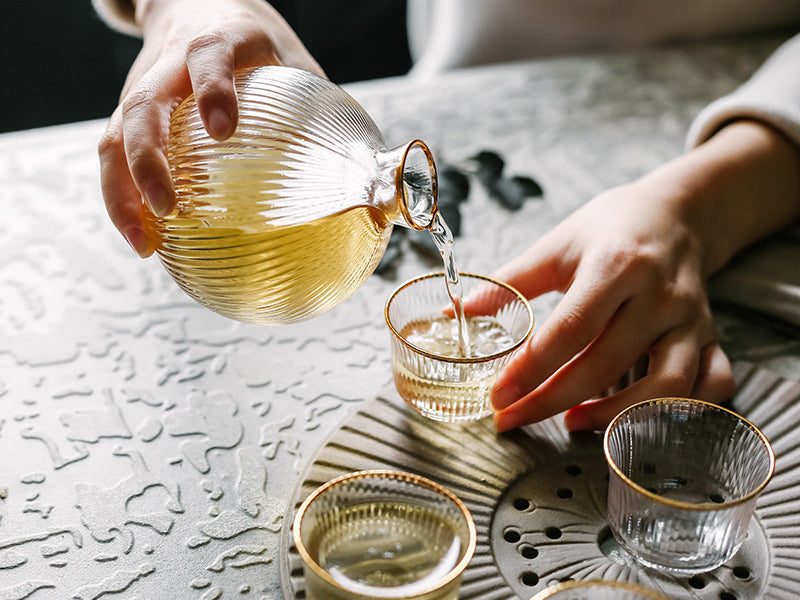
[145,66,438,325]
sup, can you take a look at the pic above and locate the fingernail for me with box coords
[491,383,520,410]
[144,181,171,217]
[122,225,151,258]
[494,409,522,433]
[208,106,233,140]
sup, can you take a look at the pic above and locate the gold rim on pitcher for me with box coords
[292,469,477,599]
[396,139,438,231]
[385,271,534,364]
[603,397,775,511]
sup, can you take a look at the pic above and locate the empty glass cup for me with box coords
[529,580,671,599]
[604,398,774,574]
[292,470,476,600]
[385,272,534,422]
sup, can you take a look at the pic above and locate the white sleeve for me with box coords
[687,33,800,149]
[92,0,141,36]
[693,33,800,332]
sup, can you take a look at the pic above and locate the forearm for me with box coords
[645,119,800,277]
[668,32,800,276]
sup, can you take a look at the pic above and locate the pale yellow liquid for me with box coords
[314,502,462,597]
[145,136,392,326]
[394,316,515,422]
[146,204,389,325]
[147,78,395,326]
[403,315,515,358]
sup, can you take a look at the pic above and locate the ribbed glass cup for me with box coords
[385,272,534,422]
[292,470,476,600]
[604,398,774,574]
[146,66,437,325]
[529,580,671,599]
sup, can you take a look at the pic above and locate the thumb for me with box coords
[459,233,571,318]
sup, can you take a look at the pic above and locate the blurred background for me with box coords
[0,0,410,134]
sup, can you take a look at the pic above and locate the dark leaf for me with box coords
[490,175,544,210]
[437,202,462,237]
[510,175,543,198]
[438,166,470,201]
[490,178,526,210]
[470,150,504,185]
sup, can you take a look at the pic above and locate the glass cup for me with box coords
[384,272,534,422]
[529,580,671,599]
[292,469,477,600]
[604,398,774,575]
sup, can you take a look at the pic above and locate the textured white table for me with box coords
[1,35,798,600]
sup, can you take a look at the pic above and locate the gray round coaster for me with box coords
[280,362,800,599]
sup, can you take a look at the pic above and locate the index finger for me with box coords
[491,259,631,410]
[492,228,578,299]
[98,106,153,257]
[120,57,191,218]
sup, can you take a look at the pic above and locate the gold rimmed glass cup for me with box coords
[292,469,477,600]
[529,580,671,599]
[385,272,534,422]
[604,398,775,575]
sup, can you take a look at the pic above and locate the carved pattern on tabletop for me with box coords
[0,124,390,599]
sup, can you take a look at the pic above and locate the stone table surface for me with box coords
[1,34,798,600]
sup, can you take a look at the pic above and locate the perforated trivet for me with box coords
[279,362,800,599]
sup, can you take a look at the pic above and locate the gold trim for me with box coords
[292,469,477,599]
[529,579,671,600]
[384,271,534,364]
[396,140,438,231]
[603,397,775,511]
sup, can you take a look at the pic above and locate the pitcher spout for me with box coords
[373,140,439,230]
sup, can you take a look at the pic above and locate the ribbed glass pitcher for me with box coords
[145,66,438,325]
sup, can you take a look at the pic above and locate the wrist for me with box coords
[642,119,800,276]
